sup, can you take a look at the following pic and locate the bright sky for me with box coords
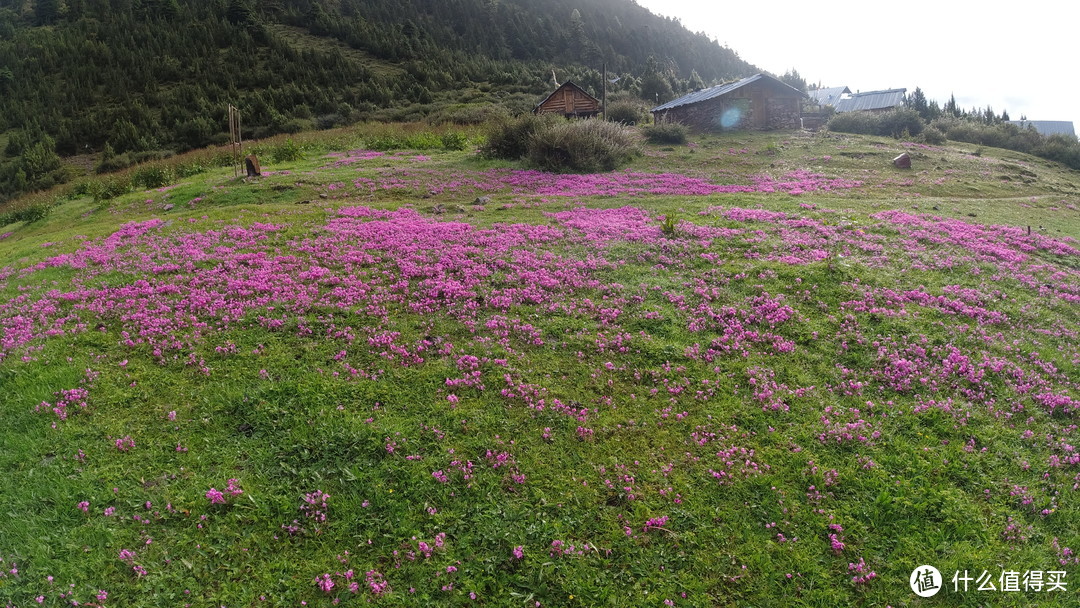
[634,0,1079,130]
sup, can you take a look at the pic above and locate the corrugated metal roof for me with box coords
[1007,120,1077,137]
[833,88,907,113]
[650,73,803,113]
[808,86,850,107]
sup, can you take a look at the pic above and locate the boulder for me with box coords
[245,154,262,177]
[892,153,911,169]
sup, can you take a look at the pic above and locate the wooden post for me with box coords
[602,62,607,121]
[228,105,243,177]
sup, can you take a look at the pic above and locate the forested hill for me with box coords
[0,0,755,203]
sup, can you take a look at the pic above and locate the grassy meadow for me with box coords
[1,126,1078,607]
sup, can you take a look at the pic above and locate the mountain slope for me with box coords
[0,0,756,203]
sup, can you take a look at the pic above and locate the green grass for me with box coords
[1,126,1078,607]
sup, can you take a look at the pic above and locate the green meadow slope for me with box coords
[1,128,1078,607]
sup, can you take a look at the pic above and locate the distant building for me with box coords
[535,82,601,118]
[649,73,805,131]
[808,86,851,108]
[1007,120,1077,138]
[833,88,907,113]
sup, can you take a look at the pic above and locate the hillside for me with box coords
[1,127,1078,606]
[0,0,755,203]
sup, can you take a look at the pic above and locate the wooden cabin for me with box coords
[650,73,804,131]
[535,82,601,118]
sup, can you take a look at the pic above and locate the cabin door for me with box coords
[752,89,766,128]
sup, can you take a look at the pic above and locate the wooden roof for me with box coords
[535,82,601,116]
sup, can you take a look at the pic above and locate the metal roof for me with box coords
[650,73,803,113]
[833,88,907,113]
[1007,120,1077,137]
[808,86,850,107]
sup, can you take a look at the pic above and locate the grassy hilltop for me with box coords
[1,126,1079,607]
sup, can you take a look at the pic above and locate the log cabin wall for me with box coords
[535,82,601,118]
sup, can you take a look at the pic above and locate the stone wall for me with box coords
[765,97,801,130]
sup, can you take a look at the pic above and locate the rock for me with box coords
[245,154,262,177]
[892,153,911,169]
[162,204,174,211]
[473,196,491,205]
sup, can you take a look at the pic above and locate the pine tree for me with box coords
[687,69,704,91]
[907,87,930,120]
[35,0,61,25]
[639,55,673,104]
[944,93,958,116]
[226,0,254,26]
[780,68,806,93]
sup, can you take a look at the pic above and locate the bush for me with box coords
[1035,135,1080,169]
[96,149,173,175]
[479,113,559,160]
[89,175,132,202]
[919,126,947,145]
[440,132,470,151]
[606,100,647,125]
[132,164,174,189]
[644,122,688,145]
[527,119,641,173]
[928,118,1080,168]
[825,111,880,135]
[427,104,506,126]
[827,108,925,138]
[96,153,134,174]
[878,108,924,138]
[0,201,50,224]
[270,139,304,163]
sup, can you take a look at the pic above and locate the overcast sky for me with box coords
[634,0,1079,128]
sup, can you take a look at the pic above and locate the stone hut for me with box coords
[650,73,805,131]
[535,82,601,118]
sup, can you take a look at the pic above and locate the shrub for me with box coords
[828,109,925,138]
[659,212,679,237]
[479,113,559,160]
[826,111,880,135]
[0,201,50,225]
[644,122,688,144]
[440,132,470,151]
[96,150,172,175]
[919,126,947,145]
[878,108,924,138]
[606,100,647,125]
[364,132,444,151]
[96,153,134,174]
[427,104,506,126]
[89,175,132,202]
[527,119,641,173]
[270,139,304,163]
[132,164,174,189]
[1035,135,1080,169]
